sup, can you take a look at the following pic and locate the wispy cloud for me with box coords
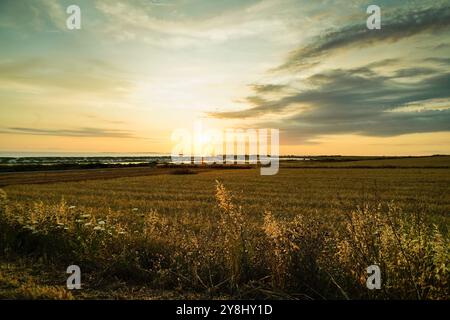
[423,57,450,66]
[1,127,140,139]
[0,58,132,96]
[0,0,66,31]
[94,0,304,47]
[432,42,450,50]
[249,84,288,94]
[276,4,450,71]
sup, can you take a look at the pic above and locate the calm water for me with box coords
[0,152,170,158]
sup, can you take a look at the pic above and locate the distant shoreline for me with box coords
[0,153,448,158]
[0,155,449,173]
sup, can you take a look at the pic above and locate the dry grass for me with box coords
[0,166,448,299]
[336,202,448,299]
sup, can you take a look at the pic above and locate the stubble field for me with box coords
[0,157,449,300]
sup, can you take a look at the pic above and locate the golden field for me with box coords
[0,156,449,299]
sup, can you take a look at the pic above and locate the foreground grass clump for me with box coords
[0,181,448,300]
[336,202,448,299]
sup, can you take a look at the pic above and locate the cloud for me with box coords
[94,0,304,47]
[1,127,139,139]
[209,58,450,140]
[82,114,127,125]
[207,3,450,143]
[365,58,401,69]
[0,58,132,96]
[276,109,450,143]
[392,67,438,78]
[0,0,66,31]
[433,42,450,50]
[276,4,450,71]
[424,57,450,66]
[249,84,288,93]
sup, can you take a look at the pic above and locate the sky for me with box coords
[0,0,449,156]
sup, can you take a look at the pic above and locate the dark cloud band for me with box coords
[277,5,450,71]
